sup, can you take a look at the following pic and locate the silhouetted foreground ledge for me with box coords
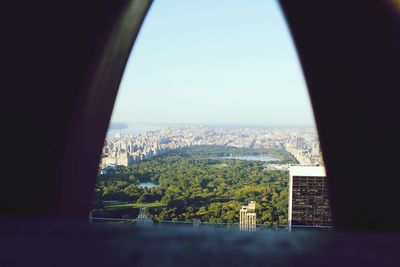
[1,219,399,267]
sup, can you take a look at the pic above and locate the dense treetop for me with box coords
[92,146,294,225]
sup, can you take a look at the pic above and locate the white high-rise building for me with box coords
[240,201,256,231]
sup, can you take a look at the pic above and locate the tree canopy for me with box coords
[92,145,291,225]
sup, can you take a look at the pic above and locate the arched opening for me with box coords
[5,0,400,265]
[91,0,328,230]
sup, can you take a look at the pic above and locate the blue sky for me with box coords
[111,0,315,126]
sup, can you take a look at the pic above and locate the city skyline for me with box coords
[110,0,315,126]
[101,125,322,169]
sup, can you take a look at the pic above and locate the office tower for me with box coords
[240,201,256,231]
[288,166,331,228]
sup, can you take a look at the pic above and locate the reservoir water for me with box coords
[138,182,159,189]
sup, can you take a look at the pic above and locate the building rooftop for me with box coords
[290,165,326,177]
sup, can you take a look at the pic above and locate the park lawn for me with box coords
[209,163,228,169]
[104,201,166,210]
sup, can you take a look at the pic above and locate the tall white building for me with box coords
[240,201,256,231]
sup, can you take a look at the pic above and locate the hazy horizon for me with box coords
[109,121,315,128]
[110,0,315,126]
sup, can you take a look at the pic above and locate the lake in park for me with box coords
[138,182,159,189]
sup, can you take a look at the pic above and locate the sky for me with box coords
[110,0,315,127]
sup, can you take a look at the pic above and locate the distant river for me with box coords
[107,123,163,137]
[216,155,279,162]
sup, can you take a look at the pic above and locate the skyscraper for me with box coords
[288,166,331,228]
